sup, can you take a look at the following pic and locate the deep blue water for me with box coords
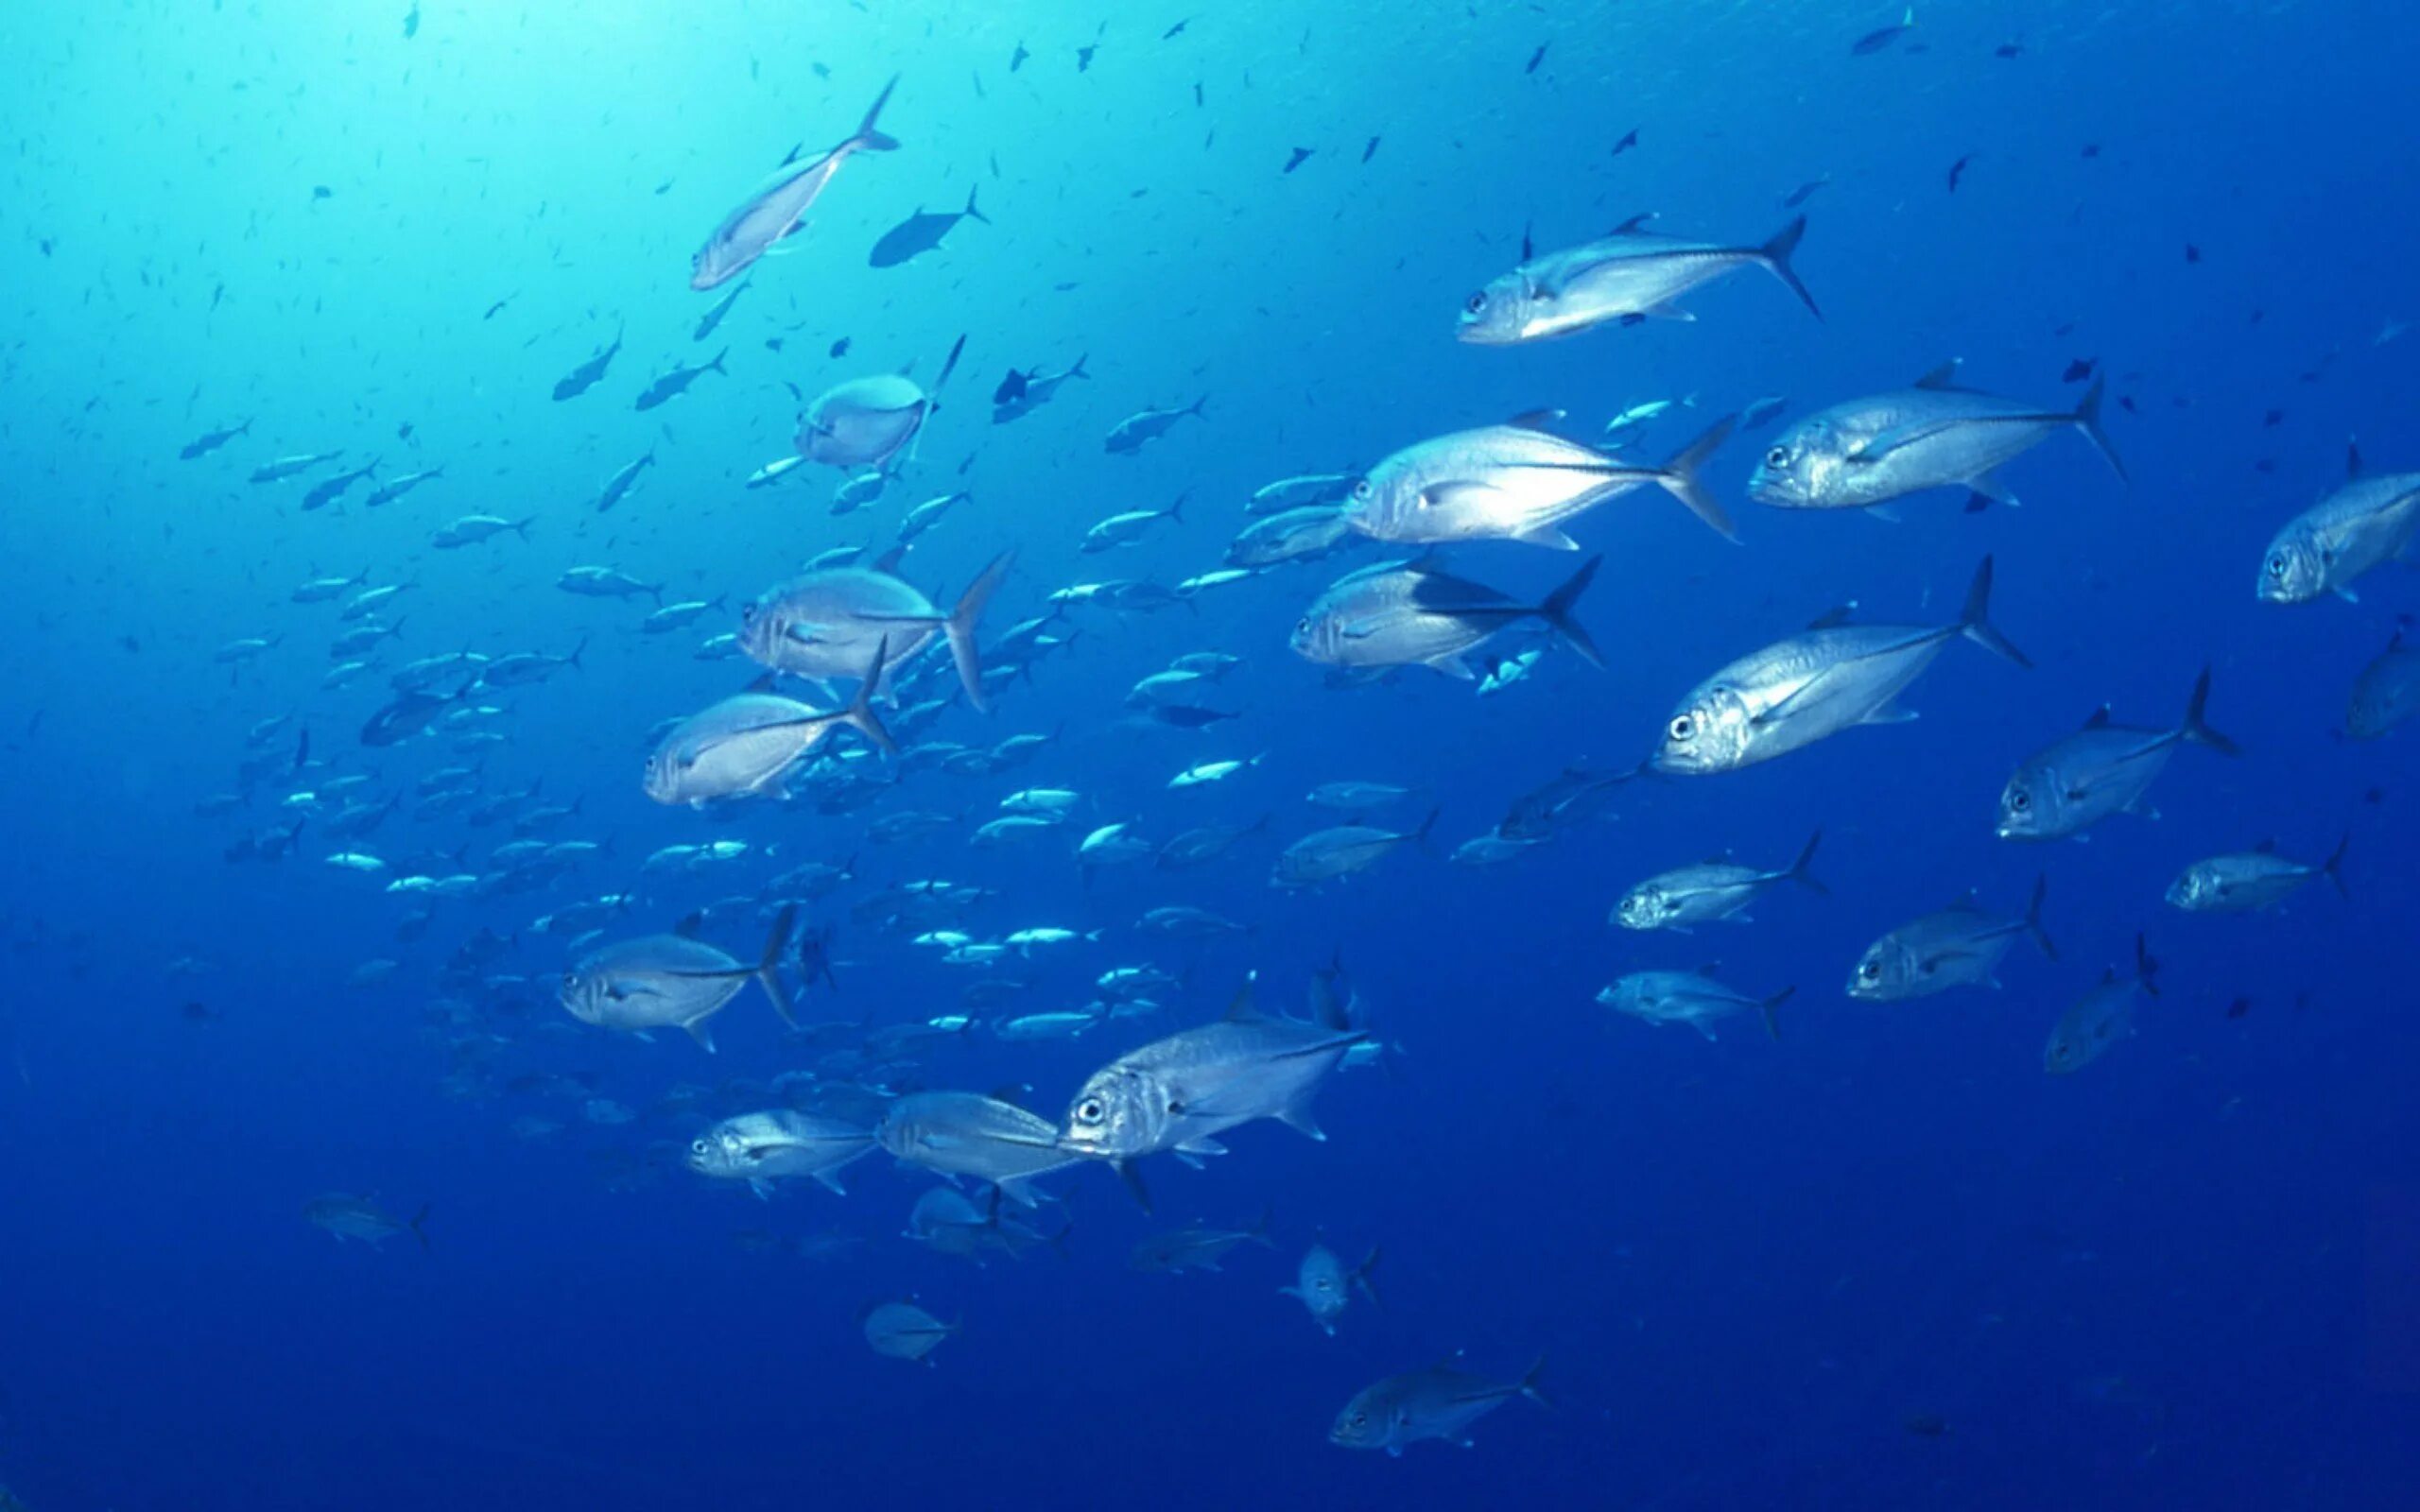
[4,2,2420,1507]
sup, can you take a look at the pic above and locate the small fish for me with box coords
[2045,936,2158,1074]
[1996,669,2239,840]
[1280,1240,1381,1334]
[249,451,343,484]
[593,452,655,513]
[860,1299,958,1363]
[1849,877,2056,1000]
[1615,832,1825,932]
[2349,625,2420,740]
[1946,153,1974,192]
[692,77,903,290]
[1331,1356,1548,1455]
[2256,444,2420,605]
[1852,7,1916,55]
[1283,146,1314,174]
[992,354,1089,423]
[693,281,749,342]
[179,420,251,459]
[1272,810,1437,888]
[1458,217,1818,344]
[633,350,727,411]
[1132,1210,1277,1273]
[1611,126,1638,155]
[1291,557,1605,679]
[551,333,621,401]
[2167,834,2349,913]
[1780,175,1831,209]
[1104,398,1208,455]
[304,1194,428,1249]
[1598,969,1792,1040]
[869,185,990,268]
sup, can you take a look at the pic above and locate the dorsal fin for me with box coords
[1507,407,1564,432]
[873,542,909,576]
[672,910,704,939]
[1806,604,1858,630]
[1696,960,1721,977]
[1611,212,1656,234]
[744,670,778,694]
[1913,360,1963,390]
[2100,966,2118,985]
[2347,437,2365,479]
[2253,837,2277,853]
[1947,888,1980,911]
[987,1082,1029,1108]
[1519,220,1533,262]
[2083,705,2113,730]
[1223,971,1266,1022]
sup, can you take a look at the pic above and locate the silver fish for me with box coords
[2167,834,2348,913]
[739,548,1012,712]
[795,372,931,470]
[686,1110,875,1196]
[1104,397,1207,455]
[874,1091,1079,1205]
[304,1194,427,1248]
[691,77,902,290]
[1227,505,1355,567]
[2348,626,2420,739]
[1280,1239,1381,1335]
[859,1299,956,1363]
[1657,558,2027,775]
[2045,936,2159,1074]
[1749,364,2125,513]
[2255,444,2420,604]
[1346,412,1736,547]
[1291,557,1604,679]
[1996,668,2239,840]
[1131,1210,1275,1273]
[559,909,796,1050]
[1596,968,1792,1040]
[1614,831,1824,932]
[1849,877,2055,1001]
[1456,214,1818,343]
[1272,810,1437,889]
[1331,1355,1549,1455]
[643,651,892,807]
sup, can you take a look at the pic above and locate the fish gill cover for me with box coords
[1,0,2418,1507]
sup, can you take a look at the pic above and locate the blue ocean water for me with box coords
[5,1,2420,1505]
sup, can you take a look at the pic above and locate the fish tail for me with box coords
[409,1203,431,1252]
[2072,373,2128,484]
[1758,986,1794,1042]
[566,636,588,671]
[511,515,535,540]
[1785,829,1828,895]
[853,75,903,151]
[1186,394,1210,418]
[1756,215,1822,318]
[1518,1354,1554,1410]
[2323,831,2352,898]
[2024,873,2059,961]
[1069,353,1091,379]
[756,904,800,1027]
[1956,555,2032,668]
[708,346,729,375]
[2134,934,2162,998]
[2179,664,2240,755]
[1407,805,1443,852]
[1534,554,1606,669]
[841,638,898,754]
[945,551,1016,713]
[963,182,990,225]
[1354,1246,1385,1309]
[1251,1203,1277,1246]
[1653,413,1739,541]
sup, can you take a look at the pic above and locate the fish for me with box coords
[550,333,621,401]
[739,547,1013,712]
[644,648,894,807]
[429,514,532,548]
[1996,668,2240,840]
[1131,1210,1276,1273]
[1456,215,1818,344]
[1346,412,1736,548]
[1849,877,2056,1000]
[686,1110,876,1197]
[991,354,1088,423]
[1614,832,1825,931]
[2255,444,2420,604]
[1060,975,1367,1186]
[248,451,343,484]
[592,451,655,512]
[1082,494,1185,551]
[1780,175,1831,208]
[632,349,727,411]
[1331,1356,1549,1455]
[692,280,748,341]
[1749,364,2126,513]
[859,1299,956,1363]
[304,1194,428,1248]
[1597,968,1792,1040]
[1291,557,1605,679]
[795,356,955,471]
[874,1091,1079,1205]
[558,567,661,604]
[2167,834,2350,913]
[1307,782,1415,813]
[1476,648,1541,696]
[1169,755,1259,789]
[2045,936,2159,1074]
[870,184,990,267]
[746,455,807,490]
[1852,7,1916,55]
[559,908,798,1050]
[1655,557,2028,775]
[360,466,444,507]
[2348,626,2420,739]
[179,420,251,459]
[1249,472,1357,514]
[1104,398,1208,455]
[1280,1239,1381,1335]
[692,77,903,289]
[1272,810,1437,888]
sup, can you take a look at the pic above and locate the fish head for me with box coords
[558,964,607,1025]
[1745,423,1833,507]
[1289,603,1347,664]
[1613,884,1673,931]
[1846,938,1913,1000]
[2255,524,2326,604]
[641,739,694,806]
[2164,867,2216,911]
[1329,1388,1397,1450]
[685,1122,757,1177]
[2042,1023,2087,1074]
[1654,685,1752,774]
[1454,270,1534,346]
[689,236,738,291]
[1994,766,2057,839]
[1060,1065,1159,1160]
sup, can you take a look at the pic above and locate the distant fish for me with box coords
[1104,397,1207,455]
[249,450,343,484]
[2168,834,2349,913]
[1779,175,1831,208]
[860,1300,956,1363]
[1611,127,1638,155]
[593,451,655,512]
[2348,624,2420,739]
[305,1194,428,1249]
[633,350,726,411]
[992,353,1088,423]
[550,332,621,401]
[1852,7,1915,55]
[691,76,902,290]
[1946,152,1974,192]
[869,184,990,268]
[1283,146,1314,174]
[1132,1210,1276,1273]
[692,280,748,341]
[1598,969,1792,1041]
[1331,1355,1548,1455]
[1849,877,2056,1001]
[179,420,251,459]
[2044,936,2158,1074]
[1292,558,1604,679]
[300,457,380,511]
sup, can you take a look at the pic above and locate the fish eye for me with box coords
[1352,1411,1368,1428]
[1464,291,1488,315]
[1859,960,1881,981]
[561,972,578,988]
[1764,445,1789,469]
[1075,1096,1105,1125]
[1351,478,1374,502]
[2009,790,2031,811]
[740,603,756,621]
[1668,714,1695,742]
[2267,555,2287,577]
[690,1140,709,1156]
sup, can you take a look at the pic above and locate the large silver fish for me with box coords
[1848,877,2055,1001]
[1059,976,1368,1186]
[1330,1356,1549,1455]
[1613,831,1825,931]
[739,548,1012,712]
[1290,557,1603,679]
[1271,810,1437,889]
[1455,214,1818,344]
[874,1091,1080,1206]
[643,644,893,806]
[1996,668,2239,841]
[690,77,902,290]
[1749,365,2125,513]
[686,1110,875,1196]
[1654,557,2028,775]
[1595,969,1792,1040]
[2255,443,2420,604]
[1345,412,1737,546]
[559,908,796,1050]
[2167,835,2348,913]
